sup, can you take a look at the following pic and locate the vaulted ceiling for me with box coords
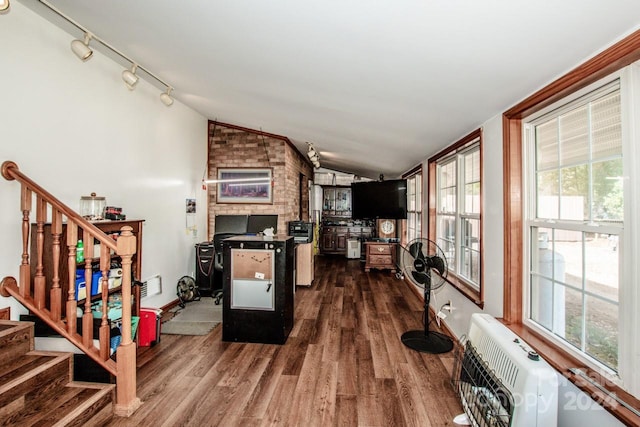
[20,0,640,179]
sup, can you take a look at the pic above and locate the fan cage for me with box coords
[177,275,200,306]
[399,238,448,290]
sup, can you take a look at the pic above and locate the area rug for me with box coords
[161,297,222,336]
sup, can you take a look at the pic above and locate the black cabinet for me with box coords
[221,235,294,344]
[194,242,216,295]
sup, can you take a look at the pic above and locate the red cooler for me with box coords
[138,308,162,346]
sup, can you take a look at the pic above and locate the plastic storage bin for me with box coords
[75,270,104,300]
[138,308,162,347]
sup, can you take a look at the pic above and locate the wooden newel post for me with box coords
[114,226,142,416]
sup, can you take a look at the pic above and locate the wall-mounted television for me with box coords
[351,179,408,220]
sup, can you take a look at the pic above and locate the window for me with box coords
[504,34,640,416]
[524,82,623,374]
[428,129,483,305]
[405,167,422,243]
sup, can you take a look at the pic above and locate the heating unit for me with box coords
[454,313,558,427]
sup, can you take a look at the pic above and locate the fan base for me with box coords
[401,330,454,354]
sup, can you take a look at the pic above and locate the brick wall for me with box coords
[207,121,313,239]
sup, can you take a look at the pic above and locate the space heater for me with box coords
[453,313,558,427]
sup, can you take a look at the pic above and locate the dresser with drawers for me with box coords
[364,241,397,273]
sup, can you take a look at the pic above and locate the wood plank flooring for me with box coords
[97,255,463,426]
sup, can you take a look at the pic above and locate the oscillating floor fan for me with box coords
[398,238,453,354]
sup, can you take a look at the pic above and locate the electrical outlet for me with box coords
[442,300,455,312]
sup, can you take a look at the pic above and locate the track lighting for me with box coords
[307,147,317,158]
[70,32,93,61]
[0,0,10,12]
[306,142,321,168]
[122,64,139,90]
[160,87,174,106]
[36,0,177,106]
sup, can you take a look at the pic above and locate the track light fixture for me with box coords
[122,64,139,90]
[0,0,10,12]
[306,142,321,169]
[70,32,93,61]
[37,0,176,107]
[160,87,174,106]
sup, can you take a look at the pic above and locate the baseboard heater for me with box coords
[141,274,162,300]
[453,314,558,427]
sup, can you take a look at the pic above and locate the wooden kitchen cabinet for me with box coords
[320,226,348,254]
[320,225,372,255]
[322,186,351,217]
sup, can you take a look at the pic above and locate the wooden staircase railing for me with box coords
[0,160,141,417]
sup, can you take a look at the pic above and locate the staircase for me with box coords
[1,160,141,418]
[0,320,113,426]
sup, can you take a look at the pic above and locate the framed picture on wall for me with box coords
[216,168,273,204]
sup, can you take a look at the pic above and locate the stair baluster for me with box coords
[99,242,110,361]
[20,186,31,296]
[66,221,78,336]
[50,208,62,321]
[34,195,46,309]
[82,237,94,348]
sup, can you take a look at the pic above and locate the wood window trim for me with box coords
[428,128,484,308]
[502,28,640,425]
[402,164,423,179]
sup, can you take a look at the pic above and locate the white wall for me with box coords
[0,3,208,316]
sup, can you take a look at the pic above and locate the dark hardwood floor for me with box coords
[96,255,463,426]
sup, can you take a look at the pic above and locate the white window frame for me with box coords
[522,66,640,396]
[429,129,483,306]
[405,169,422,244]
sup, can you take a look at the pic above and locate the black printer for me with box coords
[287,221,313,243]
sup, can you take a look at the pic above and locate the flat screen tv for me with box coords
[351,179,408,220]
[214,214,248,234]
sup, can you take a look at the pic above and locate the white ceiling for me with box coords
[19,0,640,179]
